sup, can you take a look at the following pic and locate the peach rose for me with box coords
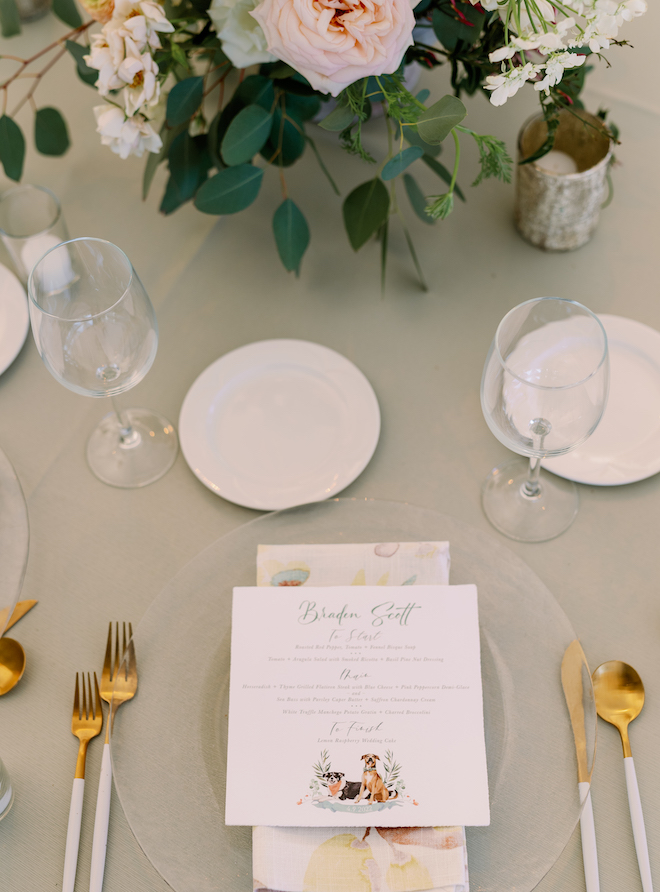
[79,0,115,22]
[251,0,416,96]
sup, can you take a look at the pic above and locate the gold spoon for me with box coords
[0,638,25,695]
[592,661,654,892]
[0,600,36,696]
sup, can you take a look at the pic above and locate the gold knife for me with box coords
[0,600,38,635]
[562,639,600,892]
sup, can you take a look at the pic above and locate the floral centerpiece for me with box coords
[0,0,646,283]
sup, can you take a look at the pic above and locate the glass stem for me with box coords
[522,456,543,498]
[111,397,139,448]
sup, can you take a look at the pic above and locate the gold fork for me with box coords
[63,673,103,892]
[90,623,138,892]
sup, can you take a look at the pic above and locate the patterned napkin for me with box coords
[253,541,469,892]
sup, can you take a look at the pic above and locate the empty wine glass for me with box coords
[481,297,609,542]
[27,238,178,488]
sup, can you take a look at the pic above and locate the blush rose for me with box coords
[251,0,417,96]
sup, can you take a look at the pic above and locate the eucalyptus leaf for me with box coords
[416,89,430,104]
[285,93,321,122]
[263,108,305,166]
[417,95,466,145]
[272,198,309,274]
[221,105,272,166]
[319,103,355,132]
[342,178,390,251]
[194,164,263,215]
[236,75,275,111]
[381,146,423,181]
[143,121,187,200]
[160,175,187,215]
[168,131,201,200]
[402,124,441,157]
[166,76,204,127]
[52,0,82,28]
[0,0,20,38]
[432,4,484,51]
[403,174,435,225]
[66,40,98,87]
[0,115,25,181]
[34,107,70,156]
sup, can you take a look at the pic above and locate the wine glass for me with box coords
[481,297,609,542]
[27,237,178,488]
[0,184,69,284]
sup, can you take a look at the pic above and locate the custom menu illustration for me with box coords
[225,585,490,828]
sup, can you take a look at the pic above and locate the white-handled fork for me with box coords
[64,673,102,892]
[89,623,138,892]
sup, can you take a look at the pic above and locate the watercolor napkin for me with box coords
[252,540,469,892]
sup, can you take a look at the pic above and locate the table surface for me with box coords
[1,7,659,892]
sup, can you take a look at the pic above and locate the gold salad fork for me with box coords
[63,673,103,892]
[90,623,138,892]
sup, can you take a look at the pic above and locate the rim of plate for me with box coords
[0,263,29,375]
[542,314,660,486]
[179,339,381,510]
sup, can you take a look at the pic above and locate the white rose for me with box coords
[84,30,126,94]
[111,0,174,50]
[208,0,276,68]
[117,37,161,115]
[93,105,162,158]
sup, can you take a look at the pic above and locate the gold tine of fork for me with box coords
[71,672,103,779]
[99,622,137,743]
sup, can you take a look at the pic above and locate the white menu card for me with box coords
[225,585,490,828]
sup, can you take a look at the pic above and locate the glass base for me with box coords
[482,457,579,542]
[87,408,178,488]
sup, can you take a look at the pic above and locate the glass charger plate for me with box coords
[111,499,595,892]
[0,445,29,636]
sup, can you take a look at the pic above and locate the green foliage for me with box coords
[166,76,204,127]
[194,164,263,215]
[422,154,465,202]
[52,0,82,28]
[34,107,70,156]
[143,121,187,200]
[426,191,454,221]
[168,131,204,200]
[403,174,435,225]
[0,0,20,38]
[417,96,467,145]
[467,131,512,186]
[319,103,355,132]
[432,1,485,52]
[273,199,309,274]
[221,105,272,166]
[236,75,275,111]
[343,178,390,251]
[0,115,25,181]
[402,124,442,158]
[263,106,306,167]
[66,41,99,87]
[381,146,423,181]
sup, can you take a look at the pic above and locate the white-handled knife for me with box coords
[562,639,600,892]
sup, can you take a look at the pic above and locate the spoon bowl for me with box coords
[592,660,644,755]
[0,637,26,695]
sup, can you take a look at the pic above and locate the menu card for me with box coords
[225,585,489,828]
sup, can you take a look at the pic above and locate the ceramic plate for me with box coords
[0,264,29,375]
[179,340,381,510]
[111,499,595,892]
[543,315,660,485]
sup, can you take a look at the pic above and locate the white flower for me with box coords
[84,30,126,93]
[117,37,161,115]
[111,0,174,50]
[534,51,586,92]
[208,0,276,68]
[93,105,162,158]
[484,62,538,106]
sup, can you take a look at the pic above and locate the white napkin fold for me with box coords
[252,541,469,892]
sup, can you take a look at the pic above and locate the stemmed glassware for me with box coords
[481,297,609,542]
[28,237,178,488]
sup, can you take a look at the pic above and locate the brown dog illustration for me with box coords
[356,753,398,803]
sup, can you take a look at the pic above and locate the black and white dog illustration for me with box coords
[322,771,364,801]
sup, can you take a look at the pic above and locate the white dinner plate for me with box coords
[0,263,29,375]
[543,315,660,485]
[179,340,381,510]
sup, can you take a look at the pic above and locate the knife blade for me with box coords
[562,639,600,892]
[0,600,38,635]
